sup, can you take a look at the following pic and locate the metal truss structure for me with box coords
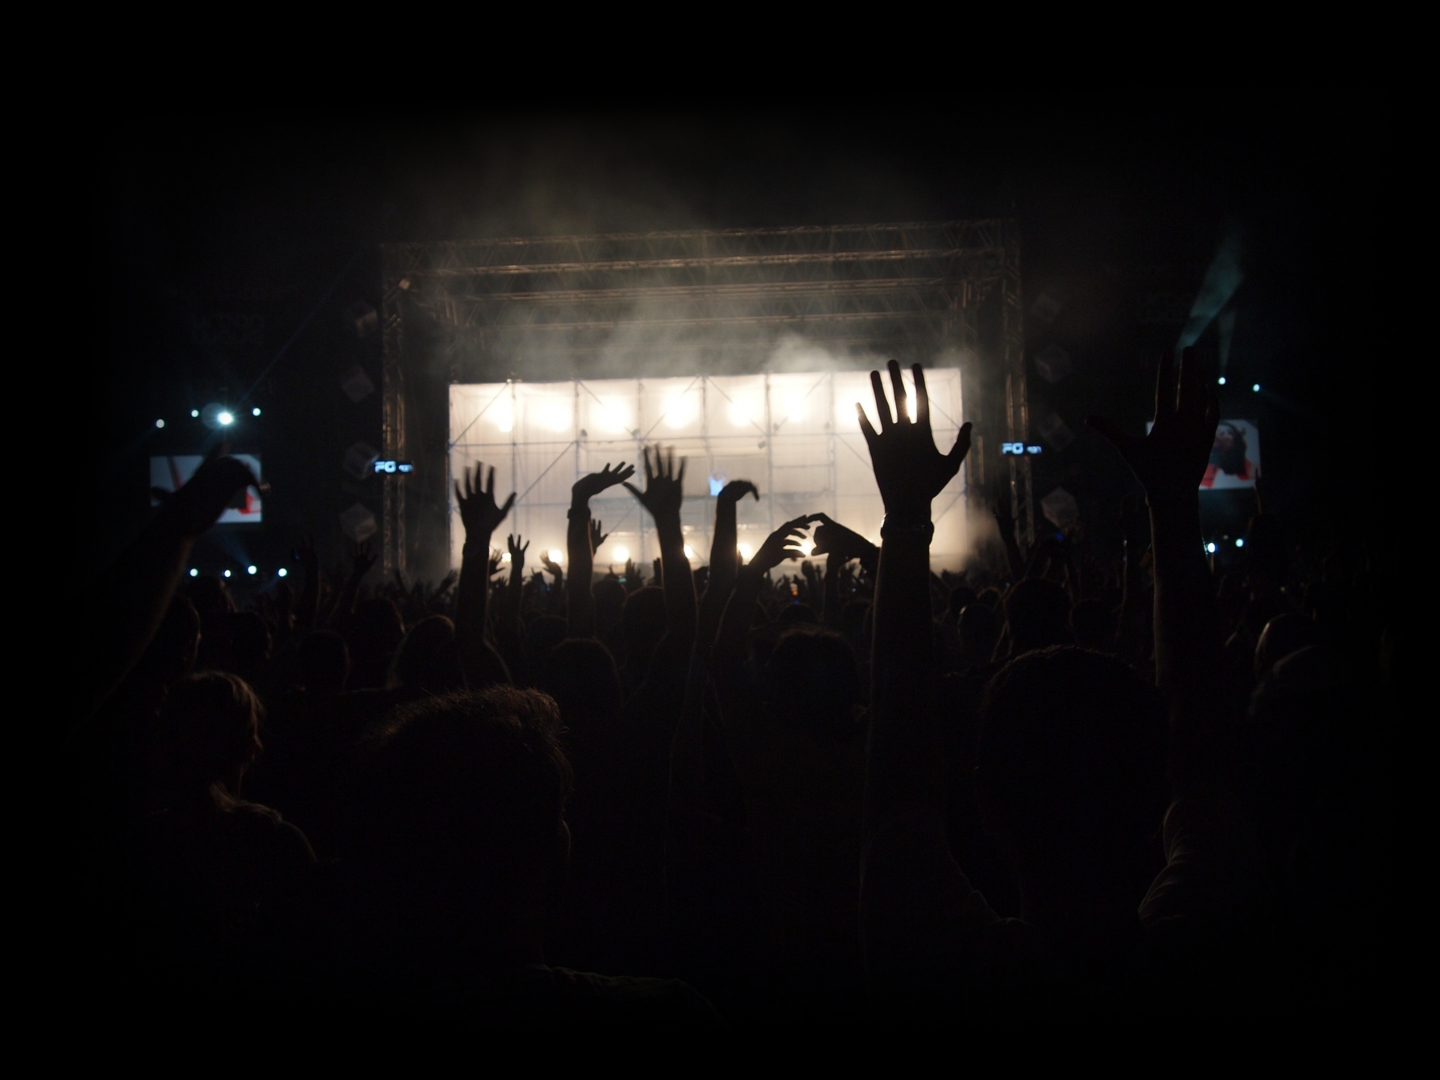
[381,221,1028,575]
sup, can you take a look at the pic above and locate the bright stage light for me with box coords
[278,567,288,577]
[548,549,563,565]
[540,401,570,432]
[494,401,514,433]
[252,407,261,417]
[683,544,695,560]
[191,409,200,418]
[189,568,198,577]
[501,551,512,564]
[598,398,630,434]
[798,537,815,557]
[1252,383,1261,393]
[612,545,630,564]
[1235,538,1245,548]
[247,565,257,575]
[223,569,232,578]
[663,395,696,430]
[738,543,753,561]
[1217,377,1227,386]
[155,419,165,429]
[217,411,234,426]
[729,398,757,427]
[1205,542,1217,554]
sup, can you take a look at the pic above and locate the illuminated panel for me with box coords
[448,370,967,573]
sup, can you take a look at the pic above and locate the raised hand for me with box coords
[589,518,608,553]
[810,513,875,561]
[349,541,378,582]
[857,360,971,517]
[454,462,516,541]
[1089,347,1218,499]
[748,515,818,576]
[717,479,760,505]
[153,448,265,537]
[540,550,563,578]
[992,497,1016,538]
[488,550,504,579]
[573,461,637,503]
[507,533,530,574]
[625,558,644,586]
[623,445,686,526]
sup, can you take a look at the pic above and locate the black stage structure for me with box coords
[379,221,1029,579]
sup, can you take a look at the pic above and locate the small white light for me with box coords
[217,410,234,426]
[277,567,288,577]
[612,545,630,563]
[252,407,261,417]
[548,549,563,565]
[1252,383,1261,393]
[223,569,232,578]
[155,418,165,429]
[189,568,198,577]
[1235,538,1245,548]
[1205,542,1217,554]
[191,409,200,418]
[683,544,696,560]
[1217,377,1227,386]
[738,543,753,561]
[501,551,512,564]
[798,537,815,557]
[247,565,257,575]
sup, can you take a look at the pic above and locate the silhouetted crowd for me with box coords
[69,353,1400,1027]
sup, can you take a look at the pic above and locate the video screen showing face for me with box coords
[1202,420,1260,490]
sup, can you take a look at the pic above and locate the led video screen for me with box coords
[150,454,264,524]
[448,370,968,573]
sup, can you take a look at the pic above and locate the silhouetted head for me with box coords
[1004,578,1072,655]
[762,628,862,744]
[1254,612,1319,680]
[537,637,622,734]
[390,615,463,694]
[296,630,349,697]
[977,648,1167,872]
[156,671,265,806]
[349,687,573,929]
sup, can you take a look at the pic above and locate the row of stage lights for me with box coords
[1216,378,1261,392]
[189,566,288,579]
[155,406,263,430]
[498,538,810,568]
[1205,538,1246,554]
[486,392,842,437]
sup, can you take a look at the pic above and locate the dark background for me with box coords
[90,96,1388,581]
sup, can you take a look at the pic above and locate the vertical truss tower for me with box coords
[380,221,1028,576]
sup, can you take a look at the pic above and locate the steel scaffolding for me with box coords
[381,221,1028,574]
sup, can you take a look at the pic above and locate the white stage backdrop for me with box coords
[448,370,968,573]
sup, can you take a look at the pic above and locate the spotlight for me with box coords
[155,419,165,429]
[223,569,232,578]
[1251,383,1261,393]
[189,568,198,577]
[252,407,261,417]
[278,568,288,577]
[247,565,257,575]
[683,544,695,560]
[612,545,630,563]
[1217,377,1227,386]
[218,411,234,426]
[1205,542,1217,554]
[738,543,753,561]
[1235,538,1245,548]
[191,409,200,418]
[501,551,512,564]
[798,537,815,557]
[548,549,563,565]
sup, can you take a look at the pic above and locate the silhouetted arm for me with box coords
[454,462,515,689]
[565,462,634,638]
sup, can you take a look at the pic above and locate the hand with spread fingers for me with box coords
[857,360,972,517]
[455,462,517,542]
[1089,347,1218,500]
[573,461,637,504]
[810,513,875,561]
[747,515,819,576]
[508,534,530,574]
[588,518,608,554]
[540,550,564,579]
[624,445,687,527]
